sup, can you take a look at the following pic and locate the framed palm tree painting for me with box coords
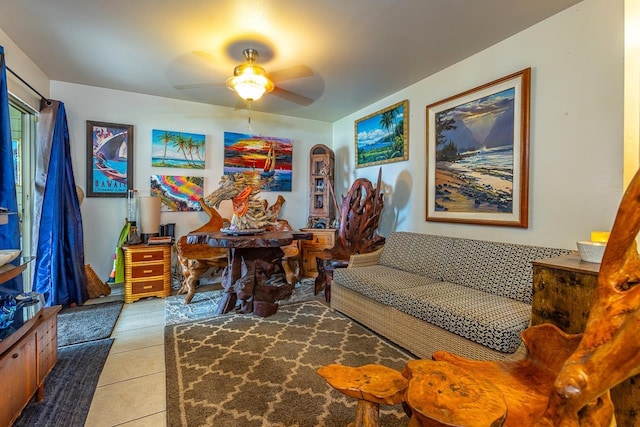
[151,129,205,169]
[355,100,409,168]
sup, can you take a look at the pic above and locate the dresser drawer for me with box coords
[303,232,334,247]
[131,263,165,278]
[131,249,165,263]
[131,279,165,294]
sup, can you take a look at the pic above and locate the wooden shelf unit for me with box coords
[123,244,171,303]
[308,144,335,229]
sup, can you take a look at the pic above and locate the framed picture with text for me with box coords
[426,68,530,227]
[86,121,134,198]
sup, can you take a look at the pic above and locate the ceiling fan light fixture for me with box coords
[226,50,274,102]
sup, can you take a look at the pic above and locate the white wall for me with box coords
[0,28,49,111]
[332,0,624,250]
[51,81,332,278]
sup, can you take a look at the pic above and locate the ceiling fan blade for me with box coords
[174,82,226,90]
[192,50,218,63]
[271,86,314,106]
[268,65,313,82]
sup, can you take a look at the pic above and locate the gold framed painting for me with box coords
[425,68,531,227]
[355,100,409,168]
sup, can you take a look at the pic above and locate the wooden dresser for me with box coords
[299,228,336,278]
[122,244,171,303]
[531,253,639,426]
[1,256,60,426]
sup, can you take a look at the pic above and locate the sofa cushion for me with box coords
[391,282,531,353]
[332,265,440,305]
[447,239,573,304]
[378,232,453,280]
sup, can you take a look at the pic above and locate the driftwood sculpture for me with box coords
[204,172,275,231]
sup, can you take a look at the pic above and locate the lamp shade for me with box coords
[138,196,161,234]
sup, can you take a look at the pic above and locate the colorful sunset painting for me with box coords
[151,129,206,169]
[223,132,293,192]
[150,175,204,212]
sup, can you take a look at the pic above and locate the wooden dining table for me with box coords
[187,230,311,317]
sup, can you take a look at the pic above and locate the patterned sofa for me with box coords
[331,232,573,361]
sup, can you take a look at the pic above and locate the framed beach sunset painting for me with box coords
[355,100,409,168]
[426,68,530,227]
[223,132,293,192]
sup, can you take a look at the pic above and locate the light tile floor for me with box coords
[84,288,168,427]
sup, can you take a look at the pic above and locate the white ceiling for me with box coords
[0,0,582,122]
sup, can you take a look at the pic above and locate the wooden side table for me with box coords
[299,228,336,278]
[122,244,171,303]
[532,253,639,426]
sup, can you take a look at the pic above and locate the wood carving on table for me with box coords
[175,198,228,304]
[315,168,386,296]
[402,168,640,426]
[204,172,274,231]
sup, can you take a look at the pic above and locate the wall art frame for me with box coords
[355,99,409,168]
[425,68,531,228]
[86,121,134,198]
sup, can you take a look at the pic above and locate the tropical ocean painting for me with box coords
[223,132,292,192]
[355,100,408,168]
[150,175,204,212]
[426,68,530,228]
[151,129,205,169]
[434,87,515,214]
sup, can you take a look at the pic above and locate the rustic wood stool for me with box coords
[402,360,507,427]
[317,363,408,427]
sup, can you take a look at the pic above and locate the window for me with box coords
[9,96,37,290]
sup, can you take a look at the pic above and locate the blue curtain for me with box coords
[32,101,88,307]
[0,46,22,294]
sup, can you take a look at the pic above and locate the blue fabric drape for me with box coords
[0,46,22,293]
[33,101,88,307]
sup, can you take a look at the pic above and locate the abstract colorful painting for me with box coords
[150,175,204,212]
[223,132,292,192]
[151,129,205,169]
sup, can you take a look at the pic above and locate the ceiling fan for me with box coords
[174,48,314,106]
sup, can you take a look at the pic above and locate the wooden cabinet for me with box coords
[308,144,335,228]
[532,253,638,426]
[299,228,336,277]
[0,306,60,427]
[123,244,171,303]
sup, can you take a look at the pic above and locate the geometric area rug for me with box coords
[165,301,414,427]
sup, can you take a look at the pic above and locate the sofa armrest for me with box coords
[348,247,383,268]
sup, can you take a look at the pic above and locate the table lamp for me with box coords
[139,196,161,243]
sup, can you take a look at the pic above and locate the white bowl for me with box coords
[576,241,606,263]
[0,249,21,268]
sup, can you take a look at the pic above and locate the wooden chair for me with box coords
[315,169,386,300]
[403,168,640,426]
[175,199,228,304]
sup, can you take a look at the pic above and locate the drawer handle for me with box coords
[143,269,153,274]
[12,353,19,359]
[143,254,153,259]
[143,285,153,290]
